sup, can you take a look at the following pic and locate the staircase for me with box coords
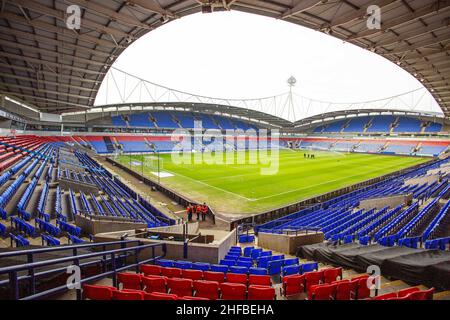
[363,119,373,133]
[420,122,429,134]
[341,120,351,133]
[413,142,422,154]
[390,117,400,134]
[148,113,157,128]
[103,136,115,153]
[380,141,390,152]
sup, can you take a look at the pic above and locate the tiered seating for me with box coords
[394,117,422,133]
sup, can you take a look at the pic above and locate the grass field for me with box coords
[116,150,428,216]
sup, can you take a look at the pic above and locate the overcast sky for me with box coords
[95,11,441,120]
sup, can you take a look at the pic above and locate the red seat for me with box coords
[323,267,342,284]
[182,269,204,281]
[167,278,193,297]
[304,271,324,292]
[220,283,247,300]
[282,274,305,296]
[387,295,410,301]
[371,292,397,300]
[82,284,116,300]
[248,285,276,300]
[397,287,420,298]
[140,264,162,276]
[406,288,434,300]
[350,275,371,300]
[181,296,210,300]
[308,283,337,300]
[226,273,247,285]
[204,271,226,283]
[249,275,271,287]
[193,280,220,300]
[113,289,145,300]
[161,267,183,278]
[333,280,352,301]
[142,275,167,293]
[117,272,142,290]
[145,292,178,300]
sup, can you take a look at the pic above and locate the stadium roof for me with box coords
[0,0,449,117]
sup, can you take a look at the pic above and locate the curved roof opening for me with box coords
[95,11,441,121]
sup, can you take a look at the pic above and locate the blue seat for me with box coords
[174,261,192,269]
[224,254,239,261]
[259,251,272,257]
[251,248,263,259]
[229,266,249,274]
[220,259,236,267]
[282,264,301,276]
[210,264,228,273]
[271,254,285,261]
[156,259,174,267]
[243,246,254,257]
[300,262,319,274]
[283,258,299,266]
[249,267,267,275]
[268,260,283,275]
[192,262,210,271]
[239,234,255,243]
[236,260,253,268]
[237,257,252,263]
[257,256,272,268]
[229,246,242,253]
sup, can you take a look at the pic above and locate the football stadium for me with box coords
[0,0,449,308]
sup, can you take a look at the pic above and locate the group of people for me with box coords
[304,153,316,159]
[186,203,209,222]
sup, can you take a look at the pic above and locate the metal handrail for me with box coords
[0,240,166,300]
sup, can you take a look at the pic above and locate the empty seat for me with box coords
[304,271,324,292]
[282,265,301,277]
[142,276,167,293]
[308,283,337,300]
[300,262,319,274]
[193,280,220,300]
[210,264,228,273]
[229,266,248,274]
[397,287,420,298]
[161,267,183,278]
[113,289,145,300]
[248,285,276,300]
[82,284,116,300]
[249,275,271,287]
[237,257,252,263]
[249,267,267,275]
[174,261,193,269]
[181,296,209,300]
[236,260,253,268]
[167,278,193,297]
[268,260,283,275]
[323,267,342,283]
[204,271,226,283]
[251,248,263,259]
[226,273,247,285]
[220,259,236,267]
[117,272,142,290]
[144,292,178,300]
[283,258,299,266]
[349,275,371,300]
[156,259,174,267]
[220,283,247,300]
[192,262,210,271]
[333,280,352,300]
[243,246,254,257]
[140,264,162,276]
[372,292,398,300]
[224,254,239,261]
[282,274,305,296]
[257,256,272,268]
[407,288,434,300]
[182,269,203,281]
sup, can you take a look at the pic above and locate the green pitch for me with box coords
[116,150,428,216]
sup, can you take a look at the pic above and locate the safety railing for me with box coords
[0,240,166,300]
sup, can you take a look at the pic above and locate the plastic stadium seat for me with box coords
[225,254,239,261]
[210,264,229,273]
[271,255,285,261]
[350,275,371,300]
[168,278,193,297]
[181,296,209,300]
[248,285,276,300]
[204,271,226,283]
[282,274,305,296]
[387,295,410,301]
[323,267,343,283]
[220,259,236,267]
[174,261,193,270]
[140,264,162,276]
[82,284,116,300]
[251,248,263,259]
[397,287,420,298]
[243,246,254,257]
[282,265,301,277]
[229,266,248,274]
[192,262,210,271]
[259,251,272,257]
[117,272,142,290]
[333,280,352,300]
[283,258,299,266]
[220,283,247,300]
[372,292,397,300]
[161,267,183,278]
[113,289,145,300]
[268,260,283,275]
[236,260,253,268]
[406,288,434,300]
[308,283,337,300]
[145,292,178,300]
[142,276,167,293]
[257,256,272,268]
[156,259,174,267]
[304,271,324,292]
[226,273,247,285]
[249,275,271,287]
[249,267,267,275]
[301,262,319,274]
[237,257,252,263]
[182,269,204,281]
[193,280,220,300]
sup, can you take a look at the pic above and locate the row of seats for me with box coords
[371,287,434,300]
